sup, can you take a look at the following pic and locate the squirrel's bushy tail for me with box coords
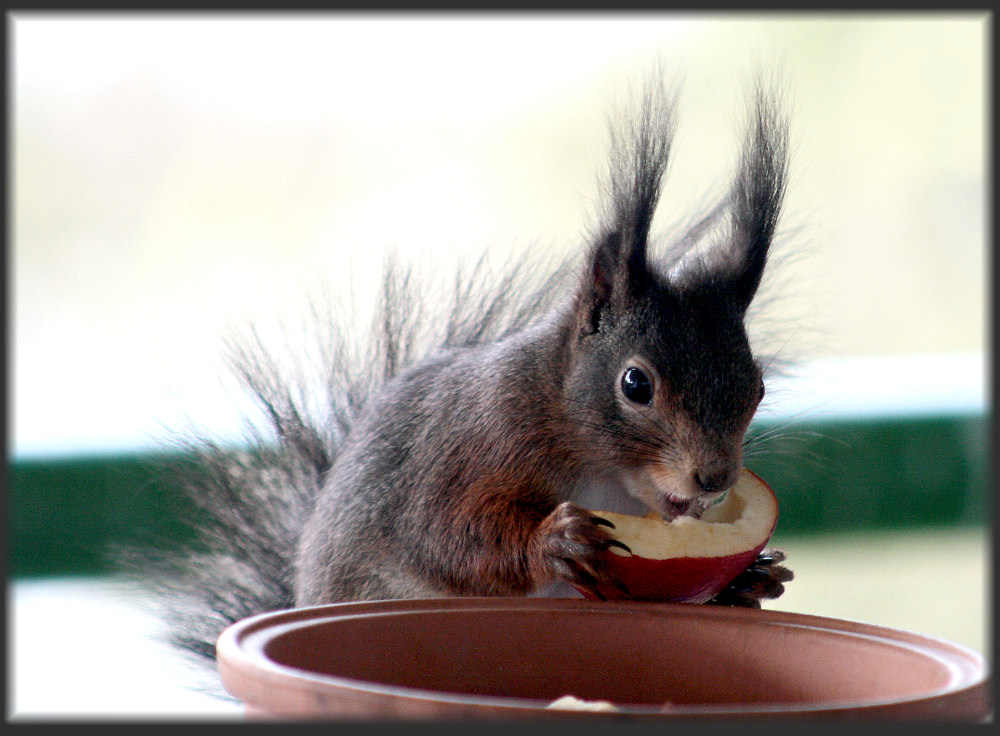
[130,252,573,674]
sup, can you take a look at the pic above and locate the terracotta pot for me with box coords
[216,597,990,720]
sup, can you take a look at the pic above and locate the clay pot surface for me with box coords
[216,597,991,720]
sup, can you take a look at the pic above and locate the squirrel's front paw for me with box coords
[536,502,630,599]
[707,548,794,608]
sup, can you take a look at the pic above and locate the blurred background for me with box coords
[10,12,989,718]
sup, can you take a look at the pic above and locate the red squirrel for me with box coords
[141,70,793,664]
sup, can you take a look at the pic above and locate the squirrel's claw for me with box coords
[602,538,632,555]
[540,502,627,597]
[754,548,787,566]
[707,547,793,608]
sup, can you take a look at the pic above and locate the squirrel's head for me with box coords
[564,75,787,520]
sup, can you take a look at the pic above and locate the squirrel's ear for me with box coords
[576,72,678,336]
[575,230,649,336]
[667,80,788,314]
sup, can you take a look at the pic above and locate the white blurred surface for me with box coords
[9,578,241,720]
[756,351,986,423]
[9,527,989,720]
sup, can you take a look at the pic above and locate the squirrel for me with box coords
[138,69,794,668]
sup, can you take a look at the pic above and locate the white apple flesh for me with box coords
[581,469,779,603]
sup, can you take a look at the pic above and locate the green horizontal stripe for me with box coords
[9,413,988,577]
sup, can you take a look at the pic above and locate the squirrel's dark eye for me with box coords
[621,366,653,405]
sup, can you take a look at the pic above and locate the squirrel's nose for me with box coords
[693,466,738,494]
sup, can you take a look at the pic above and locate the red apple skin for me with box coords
[583,546,766,603]
[575,470,778,603]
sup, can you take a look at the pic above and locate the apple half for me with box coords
[580,469,779,603]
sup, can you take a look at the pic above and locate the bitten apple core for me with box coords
[593,469,778,560]
[581,469,779,603]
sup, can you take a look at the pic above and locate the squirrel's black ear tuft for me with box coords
[667,77,789,314]
[726,78,788,312]
[576,72,678,335]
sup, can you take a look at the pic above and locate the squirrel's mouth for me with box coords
[653,494,692,520]
[654,492,730,523]
[619,466,726,521]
